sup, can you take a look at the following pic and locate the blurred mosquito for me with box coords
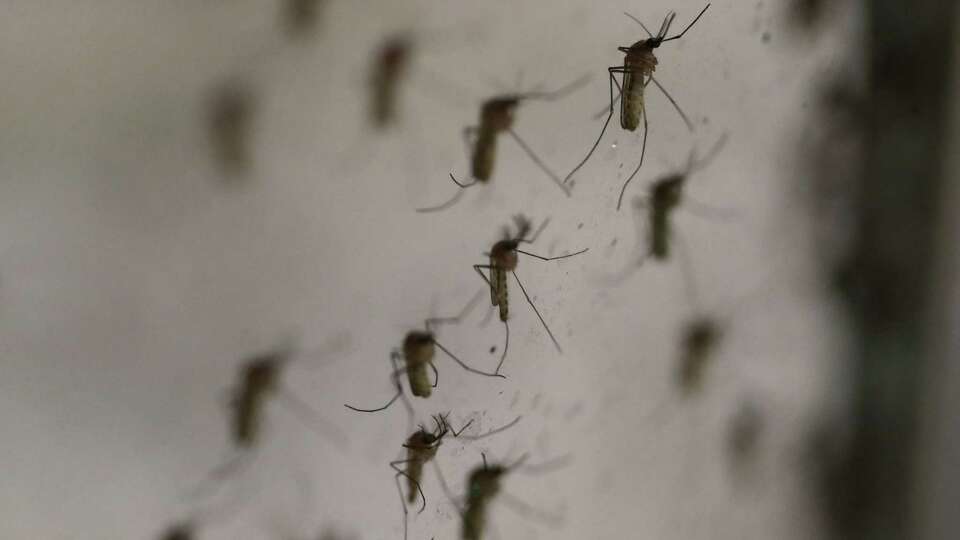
[727,398,765,478]
[434,452,563,540]
[344,293,504,416]
[393,414,522,540]
[473,215,588,374]
[562,5,711,207]
[208,79,257,178]
[190,336,350,499]
[369,32,414,130]
[416,76,590,213]
[280,0,325,39]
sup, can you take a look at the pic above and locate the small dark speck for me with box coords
[577,222,584,230]
[489,346,497,354]
[702,116,710,125]
[610,237,619,247]
[762,31,772,43]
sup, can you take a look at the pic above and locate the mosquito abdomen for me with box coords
[471,129,498,182]
[405,458,424,504]
[650,206,670,260]
[408,363,432,398]
[462,499,489,540]
[493,267,509,322]
[621,71,646,132]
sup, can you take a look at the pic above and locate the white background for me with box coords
[3,1,947,539]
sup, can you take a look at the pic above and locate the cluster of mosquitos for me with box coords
[163,2,767,539]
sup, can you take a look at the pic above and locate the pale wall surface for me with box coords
[0,1,863,539]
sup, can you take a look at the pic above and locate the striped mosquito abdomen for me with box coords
[621,44,658,131]
[471,129,499,182]
[492,264,509,322]
[402,331,435,398]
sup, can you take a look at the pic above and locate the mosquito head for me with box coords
[467,464,506,500]
[651,173,687,212]
[490,239,520,270]
[403,330,436,366]
[242,353,283,397]
[482,97,520,131]
[159,522,194,540]
[380,34,412,72]
[684,316,722,358]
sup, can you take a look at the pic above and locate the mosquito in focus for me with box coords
[562,5,711,209]
[473,215,588,375]
[416,76,590,213]
[344,294,504,416]
[392,414,522,540]
[208,79,257,178]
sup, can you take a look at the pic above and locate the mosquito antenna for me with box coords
[661,4,711,43]
[506,129,571,196]
[564,73,623,185]
[511,271,562,353]
[623,12,654,38]
[617,107,649,210]
[459,415,523,441]
[520,217,551,244]
[415,174,477,213]
[648,76,693,131]
[434,340,505,378]
[657,11,677,40]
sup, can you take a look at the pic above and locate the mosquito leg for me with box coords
[394,471,409,540]
[277,387,347,450]
[391,459,428,514]
[459,415,522,441]
[431,460,464,516]
[429,361,439,388]
[495,320,509,375]
[473,264,493,288]
[435,340,505,378]
[344,354,407,413]
[661,4,711,43]
[623,12,654,38]
[424,290,484,332]
[506,128,571,197]
[649,76,693,131]
[516,248,589,261]
[512,271,562,354]
[415,174,477,213]
[617,105,649,211]
[564,67,621,185]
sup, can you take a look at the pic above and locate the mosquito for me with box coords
[190,337,349,499]
[633,133,730,261]
[416,76,590,213]
[562,5,711,209]
[344,294,504,415]
[392,414,522,540]
[208,79,256,178]
[473,215,588,374]
[436,452,562,540]
[281,0,325,39]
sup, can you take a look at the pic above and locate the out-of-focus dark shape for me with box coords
[788,0,828,30]
[676,316,723,396]
[801,1,959,539]
[281,0,325,40]
[369,33,413,130]
[159,522,193,540]
[208,80,256,178]
[726,398,764,476]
